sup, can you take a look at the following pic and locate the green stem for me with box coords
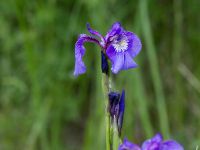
[102,73,122,150]
[112,118,121,150]
[102,73,111,150]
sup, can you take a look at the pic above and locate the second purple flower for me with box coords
[118,133,184,150]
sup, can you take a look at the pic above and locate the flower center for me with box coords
[112,36,128,52]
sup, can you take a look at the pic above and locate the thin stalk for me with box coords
[139,0,170,138]
[102,70,122,150]
[102,73,111,150]
[112,118,121,150]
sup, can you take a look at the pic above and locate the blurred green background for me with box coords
[0,0,200,149]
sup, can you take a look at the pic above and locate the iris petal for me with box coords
[151,133,163,143]
[118,138,141,150]
[105,22,124,41]
[161,140,184,150]
[117,90,125,136]
[106,45,116,62]
[123,52,138,70]
[125,31,142,58]
[74,34,100,76]
[111,53,124,74]
[141,133,163,150]
[86,23,105,45]
[107,48,138,74]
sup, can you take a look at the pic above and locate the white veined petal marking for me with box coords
[112,37,128,52]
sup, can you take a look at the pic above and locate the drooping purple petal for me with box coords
[141,133,163,150]
[110,53,124,74]
[119,138,141,150]
[124,31,142,58]
[74,34,100,76]
[123,52,138,70]
[86,23,105,46]
[160,140,184,150]
[117,89,125,136]
[108,51,138,74]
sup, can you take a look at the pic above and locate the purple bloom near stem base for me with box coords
[74,22,142,76]
[118,133,184,150]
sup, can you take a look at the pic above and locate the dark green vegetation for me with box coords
[0,0,200,149]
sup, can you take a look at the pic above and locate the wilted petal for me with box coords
[161,140,184,150]
[141,133,163,150]
[119,138,141,150]
[74,34,100,76]
[124,31,142,58]
[117,90,125,136]
[108,91,120,120]
[108,91,121,103]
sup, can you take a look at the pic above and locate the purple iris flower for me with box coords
[118,138,141,150]
[74,22,142,76]
[108,90,125,136]
[141,133,184,150]
[118,133,184,150]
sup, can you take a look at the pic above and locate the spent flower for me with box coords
[108,90,125,135]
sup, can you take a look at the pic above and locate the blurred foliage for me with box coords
[0,0,200,149]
